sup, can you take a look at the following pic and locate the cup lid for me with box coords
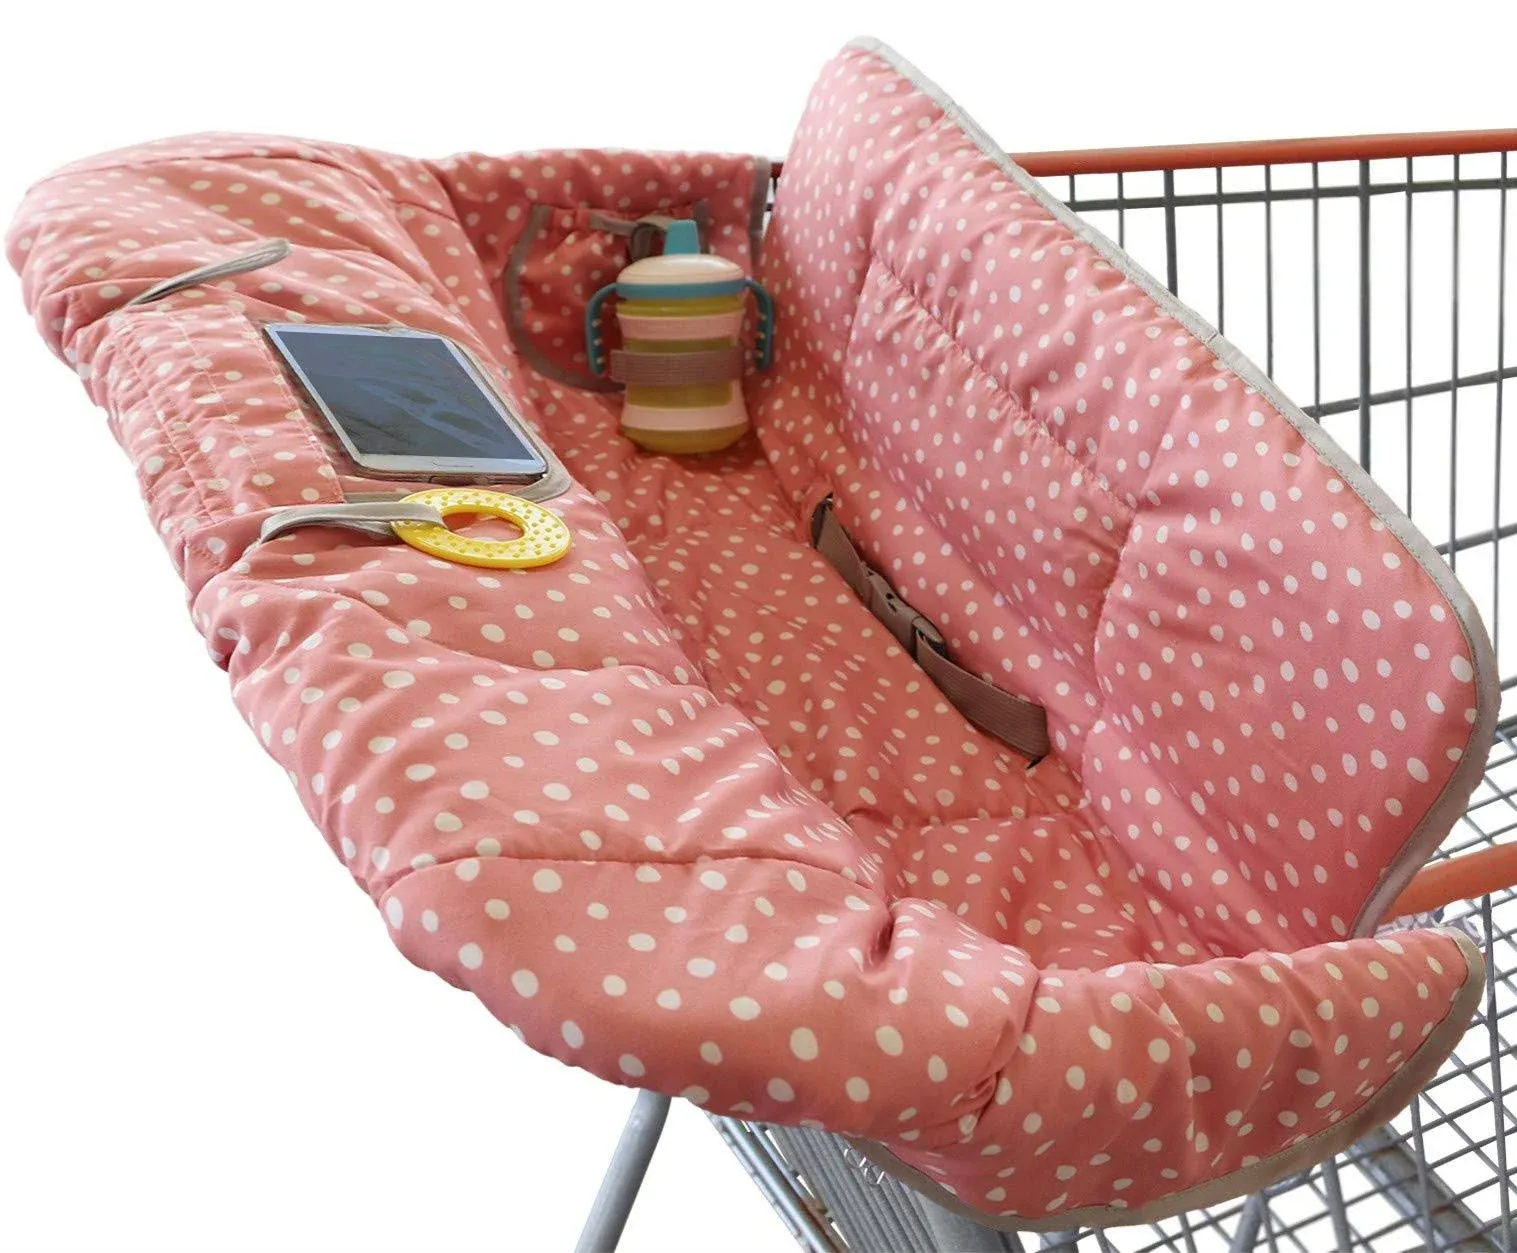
[617,251,744,286]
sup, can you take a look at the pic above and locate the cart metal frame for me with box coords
[578,129,1517,1253]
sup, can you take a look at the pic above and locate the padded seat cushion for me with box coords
[7,39,1495,1230]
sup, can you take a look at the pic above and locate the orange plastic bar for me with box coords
[1013,130,1517,176]
[1388,843,1517,920]
[770,130,1517,182]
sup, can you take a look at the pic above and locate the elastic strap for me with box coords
[609,346,744,386]
[812,498,1050,765]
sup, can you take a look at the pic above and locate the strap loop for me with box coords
[586,212,703,261]
[253,500,447,547]
[124,238,292,308]
[812,497,1050,765]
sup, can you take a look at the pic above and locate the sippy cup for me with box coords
[585,221,773,454]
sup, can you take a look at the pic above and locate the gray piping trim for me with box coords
[123,238,292,307]
[504,205,619,393]
[845,36,1499,941]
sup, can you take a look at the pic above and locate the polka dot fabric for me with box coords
[4,40,1495,1231]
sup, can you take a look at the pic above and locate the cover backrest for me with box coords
[753,40,1497,949]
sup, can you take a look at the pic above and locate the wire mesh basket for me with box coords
[714,132,1515,1253]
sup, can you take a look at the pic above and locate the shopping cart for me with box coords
[579,131,1517,1253]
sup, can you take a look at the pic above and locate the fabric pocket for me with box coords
[103,304,428,531]
[504,203,708,390]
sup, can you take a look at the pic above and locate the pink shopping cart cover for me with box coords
[7,37,1496,1230]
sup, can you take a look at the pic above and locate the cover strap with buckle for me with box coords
[812,498,1050,765]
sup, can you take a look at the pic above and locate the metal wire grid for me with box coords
[1064,152,1516,725]
[720,148,1516,1251]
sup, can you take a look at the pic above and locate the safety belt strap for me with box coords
[811,498,1050,764]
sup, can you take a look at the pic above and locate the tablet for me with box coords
[264,323,550,479]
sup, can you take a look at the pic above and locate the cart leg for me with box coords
[1228,1193,1267,1252]
[709,1118,844,1253]
[1319,1158,1354,1252]
[574,1090,672,1253]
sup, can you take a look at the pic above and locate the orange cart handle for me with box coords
[771,130,1517,182]
[1388,843,1517,920]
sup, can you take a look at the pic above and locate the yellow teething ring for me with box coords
[392,488,572,569]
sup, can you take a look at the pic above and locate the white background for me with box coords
[2,3,1512,1250]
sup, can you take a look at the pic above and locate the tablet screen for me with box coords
[265,324,544,470]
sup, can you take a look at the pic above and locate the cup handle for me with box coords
[585,283,618,375]
[743,278,775,371]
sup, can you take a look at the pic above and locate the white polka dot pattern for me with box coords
[4,48,1490,1225]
